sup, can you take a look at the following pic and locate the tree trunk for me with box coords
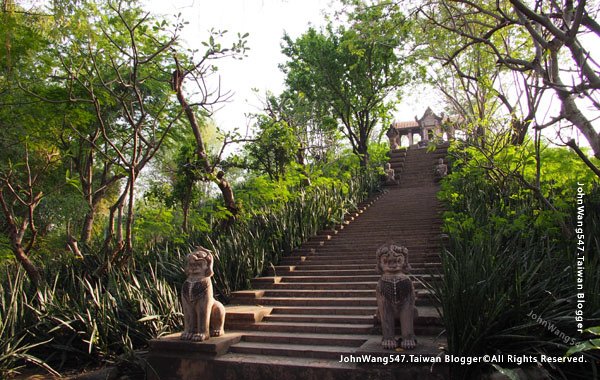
[547,49,600,159]
[0,190,42,287]
[173,68,238,219]
[124,167,136,253]
[216,171,237,216]
[357,143,369,168]
[182,201,190,233]
[102,183,128,254]
[13,243,41,287]
[510,118,528,146]
[116,201,124,245]
[559,93,600,160]
[80,208,96,244]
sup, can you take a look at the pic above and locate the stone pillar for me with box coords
[408,133,414,146]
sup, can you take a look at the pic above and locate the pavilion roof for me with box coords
[392,120,419,129]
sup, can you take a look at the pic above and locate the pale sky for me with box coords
[145,0,334,134]
[143,0,595,148]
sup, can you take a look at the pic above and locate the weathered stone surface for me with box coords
[433,158,448,181]
[149,332,242,356]
[384,163,398,186]
[375,243,417,350]
[180,247,226,342]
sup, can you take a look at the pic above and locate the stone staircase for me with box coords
[148,144,450,380]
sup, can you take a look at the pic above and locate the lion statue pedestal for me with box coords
[180,247,225,342]
[374,242,417,350]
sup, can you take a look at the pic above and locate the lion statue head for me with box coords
[376,242,411,275]
[185,246,214,280]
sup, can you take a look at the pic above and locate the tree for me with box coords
[0,1,65,285]
[413,0,600,177]
[263,90,340,168]
[244,115,298,181]
[171,30,249,220]
[416,0,546,147]
[52,0,183,257]
[281,1,417,167]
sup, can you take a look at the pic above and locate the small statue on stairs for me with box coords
[433,158,448,181]
[375,242,417,350]
[386,125,401,150]
[180,246,225,341]
[384,163,398,185]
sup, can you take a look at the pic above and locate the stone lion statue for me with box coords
[180,246,225,341]
[375,242,417,350]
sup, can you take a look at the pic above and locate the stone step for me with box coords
[323,240,441,247]
[278,257,443,267]
[238,321,374,335]
[276,255,442,264]
[292,244,443,251]
[283,253,443,261]
[270,263,442,271]
[235,321,441,337]
[231,294,436,307]
[263,307,442,326]
[265,268,439,277]
[312,229,442,238]
[389,157,406,163]
[271,306,375,316]
[301,236,437,244]
[229,341,357,360]
[256,287,438,298]
[307,233,444,241]
[258,281,377,290]
[302,245,443,253]
[238,331,368,347]
[297,246,443,254]
[262,289,377,298]
[263,314,375,325]
[256,278,439,290]
[261,262,442,275]
[269,305,441,319]
[274,273,440,283]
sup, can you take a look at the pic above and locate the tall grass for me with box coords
[193,169,381,296]
[0,169,380,376]
[435,146,600,379]
[0,251,184,376]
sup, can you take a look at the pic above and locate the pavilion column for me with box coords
[408,133,414,146]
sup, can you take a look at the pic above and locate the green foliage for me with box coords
[0,164,381,375]
[435,141,600,378]
[262,90,340,166]
[0,271,57,377]
[191,168,381,295]
[245,116,298,180]
[566,327,600,357]
[440,141,598,241]
[280,1,418,166]
[133,200,180,247]
[0,246,185,375]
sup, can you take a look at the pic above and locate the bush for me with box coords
[0,167,381,376]
[436,141,600,379]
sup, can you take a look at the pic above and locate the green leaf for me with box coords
[492,365,520,380]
